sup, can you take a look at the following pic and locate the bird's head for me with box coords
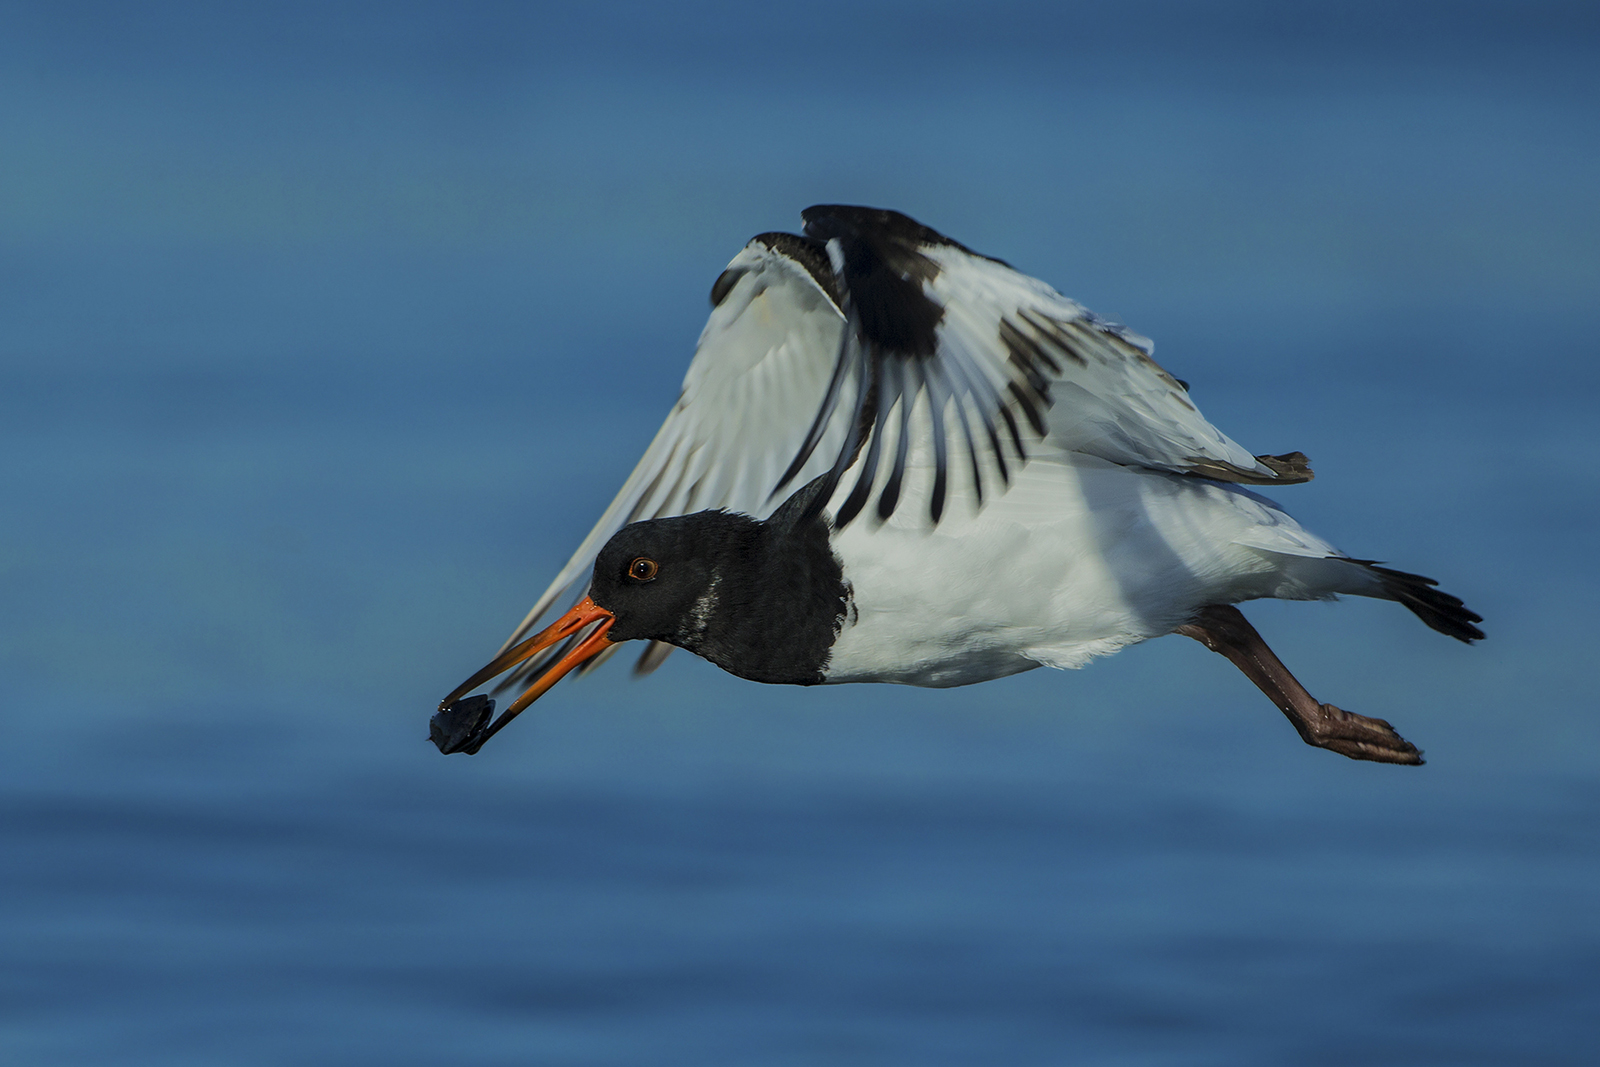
[588,511,757,646]
[432,477,842,755]
[430,511,757,753]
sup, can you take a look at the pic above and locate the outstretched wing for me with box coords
[778,204,1310,528]
[494,233,854,682]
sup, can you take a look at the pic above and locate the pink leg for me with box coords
[1176,605,1423,765]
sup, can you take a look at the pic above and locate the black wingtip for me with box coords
[1365,563,1486,643]
[801,205,945,247]
[1256,451,1315,483]
[633,640,674,676]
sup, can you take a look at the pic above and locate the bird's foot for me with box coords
[1302,704,1423,765]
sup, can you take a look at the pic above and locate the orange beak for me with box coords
[435,596,616,753]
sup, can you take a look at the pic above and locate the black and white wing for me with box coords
[499,205,1310,683]
[781,204,1309,527]
[495,232,853,677]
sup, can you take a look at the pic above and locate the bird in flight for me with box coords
[432,205,1482,763]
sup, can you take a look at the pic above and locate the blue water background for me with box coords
[3,2,1598,1063]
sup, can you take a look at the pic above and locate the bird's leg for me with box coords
[1175,605,1423,765]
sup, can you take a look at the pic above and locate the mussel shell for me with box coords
[430,694,494,754]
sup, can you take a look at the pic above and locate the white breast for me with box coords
[821,444,1347,687]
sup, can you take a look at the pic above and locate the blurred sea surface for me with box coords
[2,3,1598,1064]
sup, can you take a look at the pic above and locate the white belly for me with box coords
[821,451,1346,687]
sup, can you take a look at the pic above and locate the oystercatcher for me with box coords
[432,206,1482,764]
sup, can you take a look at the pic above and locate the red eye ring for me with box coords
[628,557,659,582]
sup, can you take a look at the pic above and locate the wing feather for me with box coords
[492,236,852,683]
[919,241,1299,486]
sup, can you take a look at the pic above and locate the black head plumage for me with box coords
[588,477,848,685]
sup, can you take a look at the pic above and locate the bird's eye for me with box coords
[628,557,659,582]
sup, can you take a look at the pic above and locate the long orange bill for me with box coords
[437,596,615,750]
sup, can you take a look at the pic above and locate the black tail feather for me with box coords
[1361,562,1485,643]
